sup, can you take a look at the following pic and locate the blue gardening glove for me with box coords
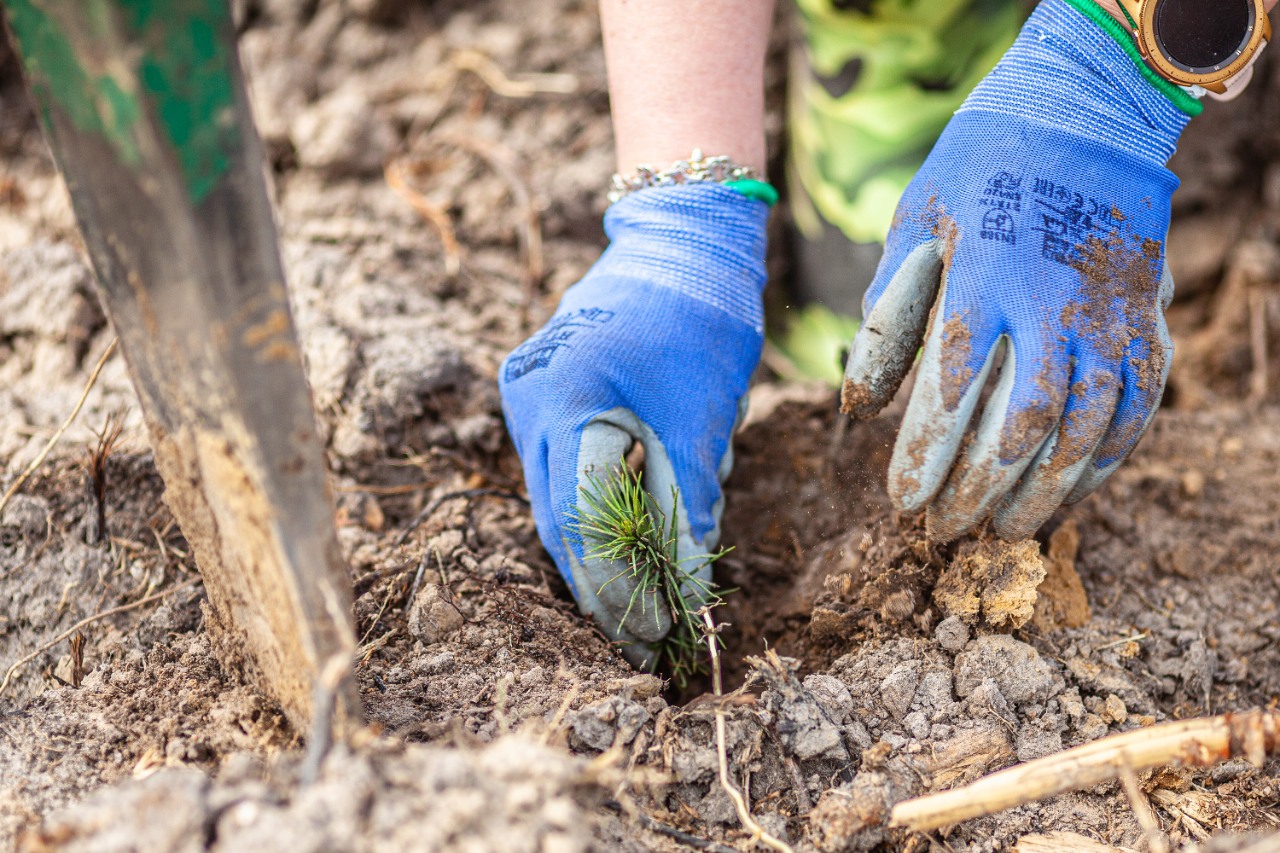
[841,0,1197,542]
[499,183,768,665]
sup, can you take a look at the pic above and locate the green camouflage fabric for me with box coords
[789,0,1026,244]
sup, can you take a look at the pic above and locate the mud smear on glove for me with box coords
[842,375,885,417]
[925,429,982,542]
[1048,379,1109,472]
[998,351,1068,463]
[842,195,959,419]
[993,376,1116,534]
[938,314,975,412]
[929,344,1065,542]
[1064,232,1167,449]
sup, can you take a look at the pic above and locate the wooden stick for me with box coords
[891,710,1280,832]
[0,338,117,519]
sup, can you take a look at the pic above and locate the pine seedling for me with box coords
[573,462,729,688]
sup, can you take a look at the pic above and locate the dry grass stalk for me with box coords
[435,131,544,328]
[1012,831,1127,852]
[891,709,1280,833]
[68,631,86,688]
[300,653,355,786]
[86,409,127,544]
[449,49,578,98]
[0,577,200,695]
[384,159,462,277]
[0,338,118,519]
[698,608,794,853]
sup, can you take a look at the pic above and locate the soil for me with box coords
[4,1,1280,851]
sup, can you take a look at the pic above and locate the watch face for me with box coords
[1154,0,1253,72]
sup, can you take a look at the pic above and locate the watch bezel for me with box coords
[1134,0,1271,92]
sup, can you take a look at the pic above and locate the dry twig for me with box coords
[393,487,527,546]
[0,577,200,695]
[890,710,1280,833]
[0,338,118,519]
[335,481,436,496]
[449,49,578,98]
[699,607,794,853]
[384,159,462,278]
[1118,762,1168,853]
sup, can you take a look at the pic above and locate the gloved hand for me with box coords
[499,183,768,665]
[841,0,1197,542]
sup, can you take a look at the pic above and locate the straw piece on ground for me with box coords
[384,159,461,278]
[450,48,578,97]
[1119,762,1168,853]
[1012,831,1130,852]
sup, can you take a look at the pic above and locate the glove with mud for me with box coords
[499,183,768,667]
[841,0,1196,542]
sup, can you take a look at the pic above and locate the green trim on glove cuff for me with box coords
[725,178,779,208]
[1061,0,1203,117]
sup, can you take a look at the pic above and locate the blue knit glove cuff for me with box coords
[597,184,768,332]
[959,0,1192,167]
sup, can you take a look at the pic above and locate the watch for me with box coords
[1116,0,1271,100]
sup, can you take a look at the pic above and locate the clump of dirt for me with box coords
[934,537,1045,629]
[1029,519,1091,632]
[20,736,616,853]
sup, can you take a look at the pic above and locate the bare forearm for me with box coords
[599,0,776,174]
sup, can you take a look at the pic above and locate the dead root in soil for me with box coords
[0,338,117,520]
[887,709,1280,835]
[384,159,462,278]
[700,607,795,853]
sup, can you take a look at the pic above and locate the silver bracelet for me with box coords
[607,149,764,204]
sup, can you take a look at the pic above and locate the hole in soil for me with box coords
[660,394,913,703]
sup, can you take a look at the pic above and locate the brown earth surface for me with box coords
[4,1,1280,851]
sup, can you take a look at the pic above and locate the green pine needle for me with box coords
[572,462,729,688]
